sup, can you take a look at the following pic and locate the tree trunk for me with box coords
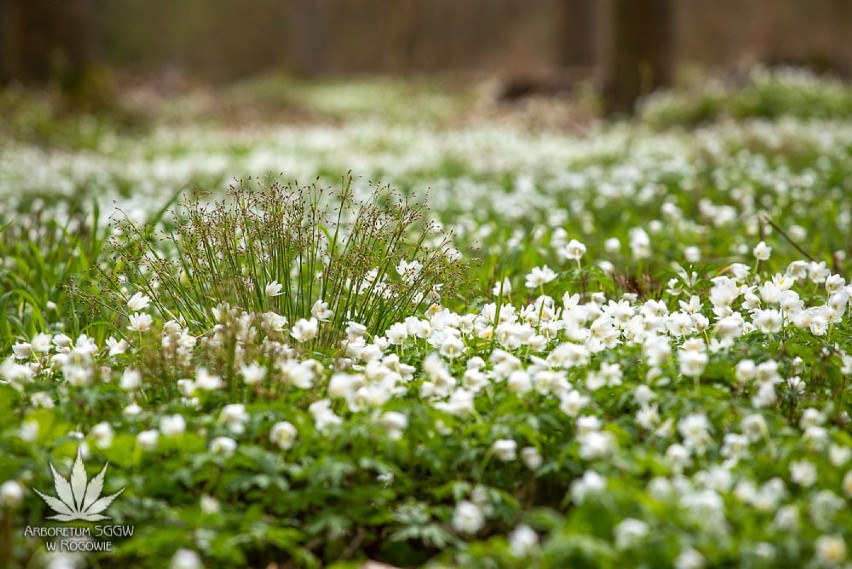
[558,0,597,67]
[287,0,330,77]
[2,0,99,89]
[385,0,418,72]
[602,0,673,115]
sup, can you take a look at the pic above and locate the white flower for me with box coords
[842,471,852,498]
[735,359,757,385]
[570,470,606,502]
[170,548,203,569]
[120,368,142,390]
[614,518,649,550]
[800,408,825,429]
[90,422,114,448]
[195,367,223,391]
[790,460,817,487]
[509,524,539,557]
[177,379,196,397]
[308,399,342,432]
[439,336,465,359]
[829,444,851,467]
[710,277,740,307]
[136,429,159,451]
[451,500,484,534]
[396,259,422,282]
[10,342,31,361]
[810,317,828,336]
[758,281,782,304]
[636,406,660,430]
[127,312,153,333]
[492,439,517,462]
[559,390,590,417]
[825,274,846,294]
[219,404,250,434]
[675,547,705,569]
[240,363,266,386]
[19,420,39,442]
[665,443,691,473]
[678,413,710,448]
[63,364,91,387]
[753,241,772,261]
[605,237,621,254]
[772,505,799,531]
[814,535,846,566]
[283,359,319,390]
[550,342,590,368]
[123,403,142,417]
[200,495,220,514]
[809,490,843,526]
[380,412,408,440]
[160,414,187,436]
[328,372,360,399]
[53,333,73,349]
[265,280,283,297]
[0,480,24,508]
[492,277,512,296]
[809,261,830,284]
[753,309,783,334]
[262,311,288,333]
[105,337,129,356]
[560,239,587,261]
[386,322,408,345]
[742,414,767,441]
[629,227,651,259]
[27,333,49,354]
[291,318,319,342]
[841,354,852,376]
[345,321,367,340]
[269,421,298,449]
[684,246,701,263]
[30,393,54,409]
[578,431,615,460]
[521,446,542,470]
[634,385,657,406]
[311,300,333,322]
[210,436,237,457]
[127,292,151,312]
[508,369,532,394]
[679,349,708,378]
[721,433,748,461]
[525,266,557,288]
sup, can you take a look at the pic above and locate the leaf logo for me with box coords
[34,448,124,522]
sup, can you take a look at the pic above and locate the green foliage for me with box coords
[640,67,852,129]
[0,202,110,352]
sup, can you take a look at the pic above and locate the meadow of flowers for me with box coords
[0,69,851,568]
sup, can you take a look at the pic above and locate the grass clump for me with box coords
[639,66,852,129]
[103,177,466,350]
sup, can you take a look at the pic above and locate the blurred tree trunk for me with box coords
[385,0,418,72]
[2,0,101,90]
[602,0,673,115]
[557,0,596,67]
[288,0,329,76]
[0,0,7,83]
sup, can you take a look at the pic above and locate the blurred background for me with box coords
[1,0,850,116]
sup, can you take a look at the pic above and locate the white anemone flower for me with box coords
[127,292,151,312]
[265,280,283,297]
